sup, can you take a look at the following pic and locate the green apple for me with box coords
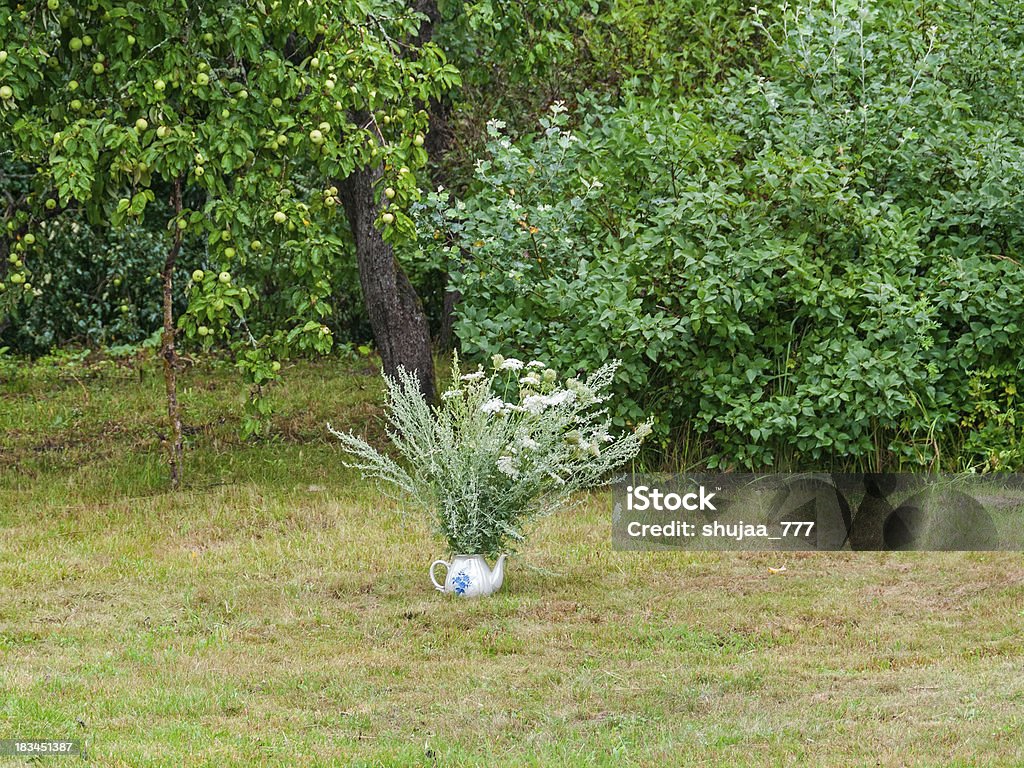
[271,97,283,108]
[154,78,166,91]
[69,37,83,52]
[47,0,60,10]
[135,117,148,131]
[177,219,188,230]
[45,198,57,210]
[250,240,263,251]
[192,269,204,282]
[113,277,122,287]
[413,133,424,147]
[384,187,396,199]
[309,129,324,144]
[68,79,78,91]
[381,212,394,225]
[196,72,209,86]
[197,325,209,336]
[194,166,205,177]
[309,56,320,70]
[92,61,105,75]
[82,35,93,46]
[218,271,231,284]
[202,32,214,45]
[70,98,82,110]
[156,125,169,138]
[223,247,235,259]
[0,85,13,100]
[273,211,287,224]
[23,233,35,245]
[0,51,7,64]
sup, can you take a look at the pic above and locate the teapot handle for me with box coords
[429,560,449,592]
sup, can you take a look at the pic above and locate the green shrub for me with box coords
[416,0,1024,470]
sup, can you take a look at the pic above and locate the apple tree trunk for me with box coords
[339,164,436,402]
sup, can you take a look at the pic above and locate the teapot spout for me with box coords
[488,553,508,592]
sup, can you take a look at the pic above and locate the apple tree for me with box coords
[0,0,458,485]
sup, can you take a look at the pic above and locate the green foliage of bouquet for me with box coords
[330,356,651,557]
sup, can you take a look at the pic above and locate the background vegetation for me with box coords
[3,0,1022,475]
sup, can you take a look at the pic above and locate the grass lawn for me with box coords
[1,356,1022,766]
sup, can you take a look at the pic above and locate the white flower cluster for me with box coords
[494,355,525,371]
[479,388,577,417]
[520,434,540,450]
[519,390,576,415]
[481,397,505,414]
[496,455,518,478]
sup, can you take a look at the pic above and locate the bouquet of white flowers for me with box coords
[330,354,651,557]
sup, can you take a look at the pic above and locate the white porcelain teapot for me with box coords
[430,554,508,597]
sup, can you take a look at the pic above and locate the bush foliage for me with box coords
[4,0,1021,471]
[416,0,1024,471]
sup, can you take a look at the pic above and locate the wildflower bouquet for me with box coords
[330,354,651,557]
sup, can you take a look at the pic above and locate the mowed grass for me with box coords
[1,356,1023,767]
